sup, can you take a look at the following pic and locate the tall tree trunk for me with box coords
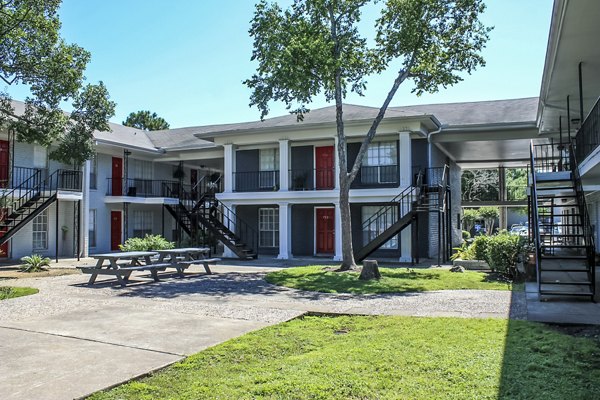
[338,157,356,270]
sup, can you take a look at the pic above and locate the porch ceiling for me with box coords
[539,0,600,135]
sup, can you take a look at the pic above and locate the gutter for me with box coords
[94,139,165,154]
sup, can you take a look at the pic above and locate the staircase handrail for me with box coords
[203,199,258,253]
[529,140,543,291]
[567,141,596,291]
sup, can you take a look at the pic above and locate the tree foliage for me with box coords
[0,0,115,166]
[461,169,499,202]
[479,206,499,236]
[123,110,170,131]
[245,0,491,269]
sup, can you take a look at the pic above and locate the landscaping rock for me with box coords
[359,260,381,280]
[449,266,465,273]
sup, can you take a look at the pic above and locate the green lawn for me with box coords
[0,286,38,300]
[265,266,520,294]
[90,315,600,400]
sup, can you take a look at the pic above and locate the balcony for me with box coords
[233,171,279,192]
[0,166,45,189]
[351,165,399,188]
[106,178,181,198]
[575,96,600,163]
[290,168,335,190]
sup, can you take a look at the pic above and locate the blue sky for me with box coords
[10,0,554,128]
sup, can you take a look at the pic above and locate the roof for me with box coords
[392,97,539,128]
[186,104,434,139]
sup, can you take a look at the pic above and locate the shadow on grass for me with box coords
[497,285,600,398]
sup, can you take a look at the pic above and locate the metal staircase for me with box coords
[529,141,595,300]
[354,166,451,262]
[0,169,82,246]
[163,174,258,259]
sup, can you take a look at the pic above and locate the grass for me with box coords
[265,265,520,294]
[0,286,38,300]
[90,315,600,399]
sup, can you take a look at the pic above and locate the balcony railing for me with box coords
[575,96,600,163]
[289,168,335,190]
[233,170,279,192]
[106,178,181,198]
[0,166,45,189]
[358,165,399,186]
[56,170,83,191]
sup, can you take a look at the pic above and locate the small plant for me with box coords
[119,234,175,252]
[451,242,473,261]
[20,254,51,273]
[462,230,471,241]
[471,235,490,261]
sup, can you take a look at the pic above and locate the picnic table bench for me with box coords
[79,248,220,286]
[78,251,159,287]
[155,248,220,276]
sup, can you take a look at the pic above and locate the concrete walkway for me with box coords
[0,264,524,399]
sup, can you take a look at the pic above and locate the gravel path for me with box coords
[0,265,527,322]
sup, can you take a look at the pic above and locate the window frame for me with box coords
[362,141,398,184]
[132,210,153,238]
[32,209,49,251]
[361,205,398,249]
[258,207,279,248]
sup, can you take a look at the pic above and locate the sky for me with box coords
[8,0,554,129]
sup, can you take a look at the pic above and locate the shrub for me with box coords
[462,209,479,233]
[485,231,525,276]
[462,230,471,241]
[451,242,474,261]
[119,234,175,252]
[20,254,51,272]
[471,235,490,261]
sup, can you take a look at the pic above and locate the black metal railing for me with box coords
[569,142,596,295]
[106,178,186,198]
[0,166,45,189]
[233,170,279,192]
[289,168,335,190]
[529,141,543,291]
[531,142,571,173]
[574,96,600,163]
[56,170,83,191]
[192,173,223,200]
[359,165,399,186]
[424,166,447,188]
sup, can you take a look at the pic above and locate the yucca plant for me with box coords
[20,254,51,273]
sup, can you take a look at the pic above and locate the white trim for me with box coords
[103,196,179,205]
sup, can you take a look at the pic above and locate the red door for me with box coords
[0,140,9,188]
[111,157,123,196]
[316,208,335,254]
[315,146,334,189]
[110,211,122,251]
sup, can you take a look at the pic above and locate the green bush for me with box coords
[485,231,525,275]
[119,234,175,252]
[20,254,51,272]
[471,235,490,261]
[451,242,474,261]
[462,230,471,241]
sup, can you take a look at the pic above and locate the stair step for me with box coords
[541,267,591,272]
[536,186,574,191]
[541,255,587,260]
[537,194,578,199]
[539,290,594,297]
[541,245,588,249]
[540,280,592,285]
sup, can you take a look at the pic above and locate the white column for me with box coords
[277,202,291,259]
[82,160,90,258]
[399,131,412,187]
[334,136,340,189]
[334,202,343,261]
[223,144,234,193]
[279,139,289,191]
[223,202,237,258]
[400,228,412,263]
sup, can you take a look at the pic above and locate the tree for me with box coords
[478,206,499,236]
[461,169,499,202]
[245,0,491,270]
[123,110,170,131]
[462,208,479,233]
[0,0,115,166]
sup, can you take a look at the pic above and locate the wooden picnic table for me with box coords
[154,247,219,276]
[80,251,159,287]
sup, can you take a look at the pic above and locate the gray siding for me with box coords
[291,146,314,190]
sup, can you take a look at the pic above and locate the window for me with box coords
[259,148,279,188]
[362,141,398,184]
[132,160,153,195]
[89,154,98,190]
[258,208,279,247]
[89,209,97,247]
[362,205,398,249]
[133,210,153,238]
[32,210,48,250]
